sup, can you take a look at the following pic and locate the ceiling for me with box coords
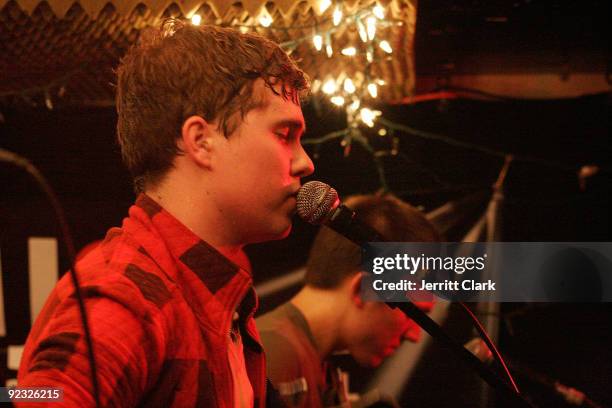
[0,0,416,108]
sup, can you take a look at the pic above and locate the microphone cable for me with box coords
[458,301,520,394]
[0,148,101,408]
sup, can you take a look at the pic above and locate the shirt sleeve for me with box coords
[17,285,167,407]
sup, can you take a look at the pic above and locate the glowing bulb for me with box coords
[319,0,332,13]
[357,19,368,42]
[367,83,378,98]
[379,40,393,53]
[333,5,343,26]
[378,128,387,136]
[343,78,356,94]
[259,11,273,27]
[376,78,386,85]
[341,47,357,56]
[366,50,373,62]
[330,96,345,106]
[313,34,323,51]
[360,108,381,127]
[366,16,377,40]
[373,4,385,19]
[191,14,202,26]
[326,43,333,57]
[322,79,337,94]
[311,79,322,93]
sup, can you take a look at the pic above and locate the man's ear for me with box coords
[347,273,365,308]
[180,115,215,169]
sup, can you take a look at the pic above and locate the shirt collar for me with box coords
[130,193,255,336]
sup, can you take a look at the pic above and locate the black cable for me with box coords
[0,148,101,407]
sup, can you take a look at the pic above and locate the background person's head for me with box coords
[116,18,310,192]
[303,193,441,366]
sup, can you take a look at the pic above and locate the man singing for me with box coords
[18,19,314,407]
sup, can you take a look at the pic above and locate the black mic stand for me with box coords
[323,203,534,406]
[388,301,534,407]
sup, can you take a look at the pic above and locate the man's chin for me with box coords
[251,222,292,243]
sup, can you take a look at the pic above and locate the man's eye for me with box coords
[275,129,292,140]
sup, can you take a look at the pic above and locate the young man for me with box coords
[17,19,314,406]
[257,194,440,407]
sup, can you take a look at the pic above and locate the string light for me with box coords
[366,16,377,40]
[379,40,393,53]
[359,107,381,127]
[373,4,385,19]
[330,95,345,106]
[333,5,343,26]
[366,50,373,62]
[313,34,323,51]
[343,78,356,94]
[259,10,273,27]
[322,79,337,94]
[319,0,332,13]
[191,14,202,26]
[348,99,361,112]
[341,47,357,56]
[378,128,387,136]
[357,19,368,43]
[367,83,378,98]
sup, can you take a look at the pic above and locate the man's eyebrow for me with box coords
[274,119,306,134]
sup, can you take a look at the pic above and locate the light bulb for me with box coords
[313,34,323,51]
[322,79,337,94]
[259,11,273,27]
[331,96,345,106]
[343,78,356,94]
[366,16,377,40]
[379,40,392,53]
[333,5,343,26]
[360,108,381,127]
[191,14,202,26]
[367,83,378,98]
[373,4,385,19]
[341,47,357,56]
[319,0,332,13]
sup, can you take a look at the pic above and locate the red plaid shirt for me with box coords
[18,194,266,407]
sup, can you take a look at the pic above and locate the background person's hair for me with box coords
[304,193,442,289]
[116,19,309,192]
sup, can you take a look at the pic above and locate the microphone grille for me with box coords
[297,181,339,225]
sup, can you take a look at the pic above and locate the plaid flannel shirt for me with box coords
[18,194,266,407]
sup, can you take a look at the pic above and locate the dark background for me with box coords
[1,0,611,406]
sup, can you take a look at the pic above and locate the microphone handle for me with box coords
[325,204,382,245]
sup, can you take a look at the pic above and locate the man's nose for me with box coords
[292,143,315,178]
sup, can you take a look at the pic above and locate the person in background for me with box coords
[257,194,440,407]
[18,18,313,407]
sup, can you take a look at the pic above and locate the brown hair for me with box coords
[304,194,442,288]
[116,19,309,191]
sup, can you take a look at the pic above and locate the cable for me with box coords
[0,148,101,408]
[458,301,520,394]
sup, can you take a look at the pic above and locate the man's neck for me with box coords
[290,286,347,360]
[144,181,247,267]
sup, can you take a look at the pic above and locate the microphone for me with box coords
[296,181,382,245]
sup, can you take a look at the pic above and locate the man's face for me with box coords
[209,81,314,244]
[346,302,419,367]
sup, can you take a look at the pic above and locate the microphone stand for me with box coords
[388,301,534,407]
